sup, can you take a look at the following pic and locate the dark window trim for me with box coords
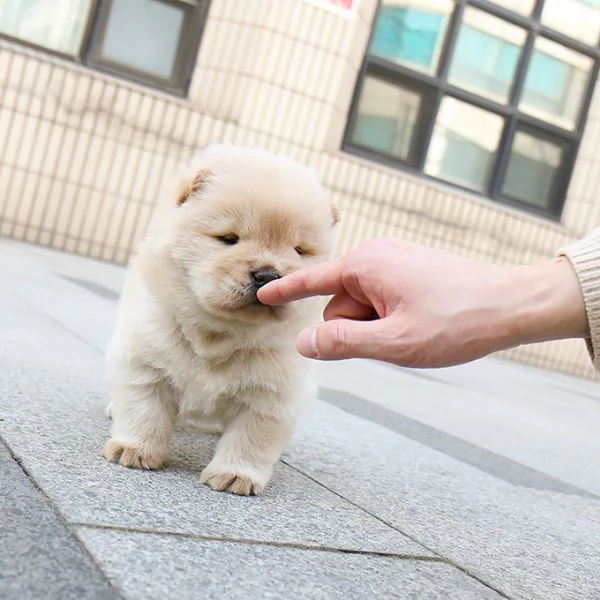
[77,0,101,59]
[0,0,210,97]
[471,0,600,58]
[347,63,438,167]
[344,0,600,221]
[497,122,577,215]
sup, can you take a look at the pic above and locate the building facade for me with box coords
[0,0,599,377]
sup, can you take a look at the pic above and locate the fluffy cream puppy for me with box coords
[103,145,337,495]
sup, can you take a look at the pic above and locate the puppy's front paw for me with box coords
[199,466,267,496]
[103,440,167,470]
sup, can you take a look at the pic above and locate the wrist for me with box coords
[498,258,588,350]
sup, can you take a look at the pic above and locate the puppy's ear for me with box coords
[331,205,340,226]
[176,169,211,206]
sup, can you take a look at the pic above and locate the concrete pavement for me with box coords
[0,238,599,599]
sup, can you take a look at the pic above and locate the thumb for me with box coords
[296,319,388,361]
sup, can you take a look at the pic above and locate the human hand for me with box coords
[257,238,588,368]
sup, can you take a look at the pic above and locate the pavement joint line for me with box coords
[280,459,514,600]
[57,274,120,301]
[387,365,463,390]
[318,387,600,500]
[5,279,107,356]
[551,383,600,403]
[71,522,442,561]
[0,435,126,600]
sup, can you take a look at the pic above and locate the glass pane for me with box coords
[520,38,593,130]
[502,131,564,209]
[425,97,504,191]
[485,0,536,16]
[448,8,526,103]
[99,0,185,79]
[542,0,600,47]
[370,0,453,74]
[351,76,422,163]
[0,0,92,55]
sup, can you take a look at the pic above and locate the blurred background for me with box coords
[0,0,599,376]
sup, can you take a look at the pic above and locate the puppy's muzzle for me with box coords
[251,268,280,291]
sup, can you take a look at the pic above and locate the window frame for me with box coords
[0,0,211,97]
[347,64,438,168]
[343,0,600,220]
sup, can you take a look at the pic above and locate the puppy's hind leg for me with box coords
[200,400,296,496]
[103,369,178,470]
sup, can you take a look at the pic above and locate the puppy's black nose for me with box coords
[251,268,280,289]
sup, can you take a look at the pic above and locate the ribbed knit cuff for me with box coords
[558,229,600,369]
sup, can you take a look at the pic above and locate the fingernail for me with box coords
[297,327,318,358]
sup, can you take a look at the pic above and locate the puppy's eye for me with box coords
[294,246,306,256]
[217,234,239,245]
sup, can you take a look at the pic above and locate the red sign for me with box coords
[322,0,353,9]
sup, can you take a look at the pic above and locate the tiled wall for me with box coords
[0,0,599,378]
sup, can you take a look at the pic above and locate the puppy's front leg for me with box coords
[103,375,177,470]
[200,402,295,496]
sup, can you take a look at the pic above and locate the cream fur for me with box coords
[103,145,336,495]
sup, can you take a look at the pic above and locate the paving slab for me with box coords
[75,527,504,600]
[0,288,430,559]
[0,239,125,295]
[287,401,600,600]
[3,238,600,600]
[405,351,600,398]
[314,358,600,495]
[0,242,119,354]
[0,442,118,600]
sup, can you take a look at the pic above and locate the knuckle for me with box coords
[327,320,349,356]
[340,266,361,290]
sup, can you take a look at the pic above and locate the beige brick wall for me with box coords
[0,0,599,377]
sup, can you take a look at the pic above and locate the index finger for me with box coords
[257,258,345,305]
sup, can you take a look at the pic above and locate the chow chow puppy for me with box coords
[103,144,338,495]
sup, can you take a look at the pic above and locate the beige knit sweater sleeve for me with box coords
[558,228,600,369]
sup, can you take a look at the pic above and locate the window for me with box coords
[344,0,600,218]
[350,74,433,165]
[0,0,210,95]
